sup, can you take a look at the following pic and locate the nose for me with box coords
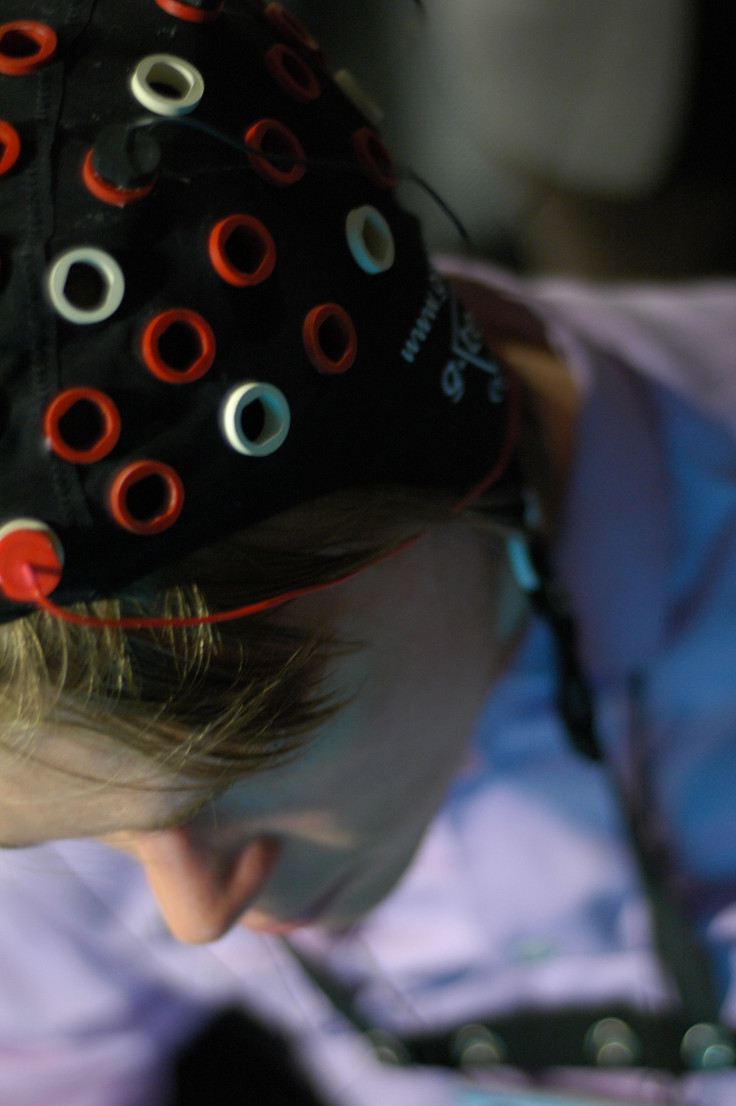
[132,828,281,943]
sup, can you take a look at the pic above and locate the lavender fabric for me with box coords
[1,262,736,1105]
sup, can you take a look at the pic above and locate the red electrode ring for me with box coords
[264,3,327,67]
[264,43,321,104]
[107,461,185,535]
[141,309,216,383]
[0,121,21,178]
[154,0,225,23]
[244,119,306,187]
[208,215,277,287]
[43,387,121,464]
[351,127,398,189]
[302,304,358,374]
[0,22,58,76]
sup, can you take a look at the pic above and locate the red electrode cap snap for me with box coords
[82,149,157,208]
[0,520,63,602]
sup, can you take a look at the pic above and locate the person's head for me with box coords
[0,507,524,941]
[0,0,525,940]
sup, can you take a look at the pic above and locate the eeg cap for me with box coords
[0,0,516,619]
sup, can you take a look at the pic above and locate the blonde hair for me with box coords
[0,487,511,785]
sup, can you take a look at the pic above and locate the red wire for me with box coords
[27,371,522,630]
[452,368,522,513]
[29,534,425,629]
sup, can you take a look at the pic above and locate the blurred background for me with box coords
[293,0,736,279]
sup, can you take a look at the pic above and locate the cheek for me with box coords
[337,628,494,820]
[309,681,464,841]
[361,620,489,757]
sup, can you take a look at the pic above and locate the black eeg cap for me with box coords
[0,0,518,620]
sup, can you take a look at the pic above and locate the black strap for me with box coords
[524,536,724,1027]
[288,939,736,1075]
[524,532,601,762]
[619,673,724,1027]
[401,1004,736,1074]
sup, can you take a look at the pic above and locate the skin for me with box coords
[0,281,579,946]
[0,523,524,943]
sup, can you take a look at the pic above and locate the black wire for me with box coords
[134,114,471,246]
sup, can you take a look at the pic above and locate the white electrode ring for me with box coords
[46,247,125,325]
[346,205,395,274]
[130,54,205,116]
[220,382,291,457]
